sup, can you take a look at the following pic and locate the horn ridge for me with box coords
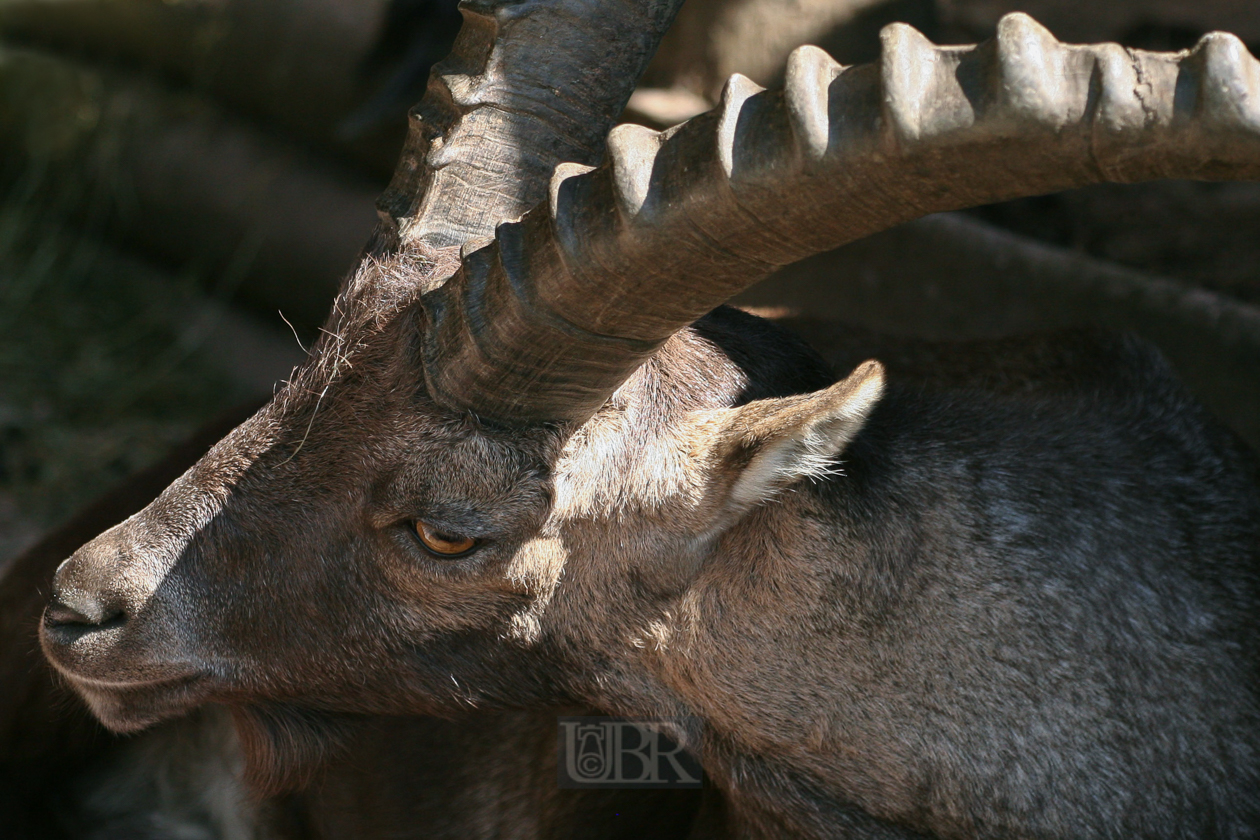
[422,14,1260,424]
[784,45,844,164]
[373,0,686,256]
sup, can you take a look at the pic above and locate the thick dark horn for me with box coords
[421,14,1260,423]
[373,0,685,255]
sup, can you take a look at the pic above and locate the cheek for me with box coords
[501,536,568,643]
[554,518,705,604]
[373,539,544,640]
[502,536,568,596]
[389,579,530,641]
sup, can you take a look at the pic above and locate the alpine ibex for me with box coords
[40,0,1260,836]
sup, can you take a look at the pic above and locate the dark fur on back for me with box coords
[693,328,1260,837]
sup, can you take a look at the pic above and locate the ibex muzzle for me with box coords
[44,522,191,724]
[43,417,285,729]
[39,1,1260,835]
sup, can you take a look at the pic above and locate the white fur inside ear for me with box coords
[728,362,884,509]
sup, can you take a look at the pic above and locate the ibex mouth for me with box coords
[40,607,213,732]
[63,672,213,733]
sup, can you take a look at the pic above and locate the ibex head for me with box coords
[40,271,874,729]
[40,0,1260,793]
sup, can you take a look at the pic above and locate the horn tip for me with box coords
[879,20,932,47]
[549,162,596,218]
[995,11,1057,42]
[721,73,765,100]
[606,126,663,218]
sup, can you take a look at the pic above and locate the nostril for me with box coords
[45,600,94,626]
[44,595,126,630]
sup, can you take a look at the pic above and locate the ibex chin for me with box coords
[39,0,1260,836]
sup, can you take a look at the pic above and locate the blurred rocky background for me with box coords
[2,0,1259,565]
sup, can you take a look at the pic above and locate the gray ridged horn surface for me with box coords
[421,13,1260,424]
[372,0,684,256]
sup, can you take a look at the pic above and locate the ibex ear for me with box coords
[706,361,885,513]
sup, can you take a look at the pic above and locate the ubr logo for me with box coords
[557,717,703,789]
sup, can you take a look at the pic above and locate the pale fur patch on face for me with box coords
[552,409,706,522]
[504,535,569,644]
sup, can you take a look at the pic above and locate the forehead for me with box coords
[396,418,550,489]
[366,408,558,533]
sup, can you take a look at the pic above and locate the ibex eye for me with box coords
[413,521,478,557]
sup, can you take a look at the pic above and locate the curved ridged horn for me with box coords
[373,0,684,254]
[421,13,1260,423]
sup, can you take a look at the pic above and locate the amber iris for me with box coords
[414,521,477,556]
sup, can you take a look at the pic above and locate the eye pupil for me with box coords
[414,521,477,556]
